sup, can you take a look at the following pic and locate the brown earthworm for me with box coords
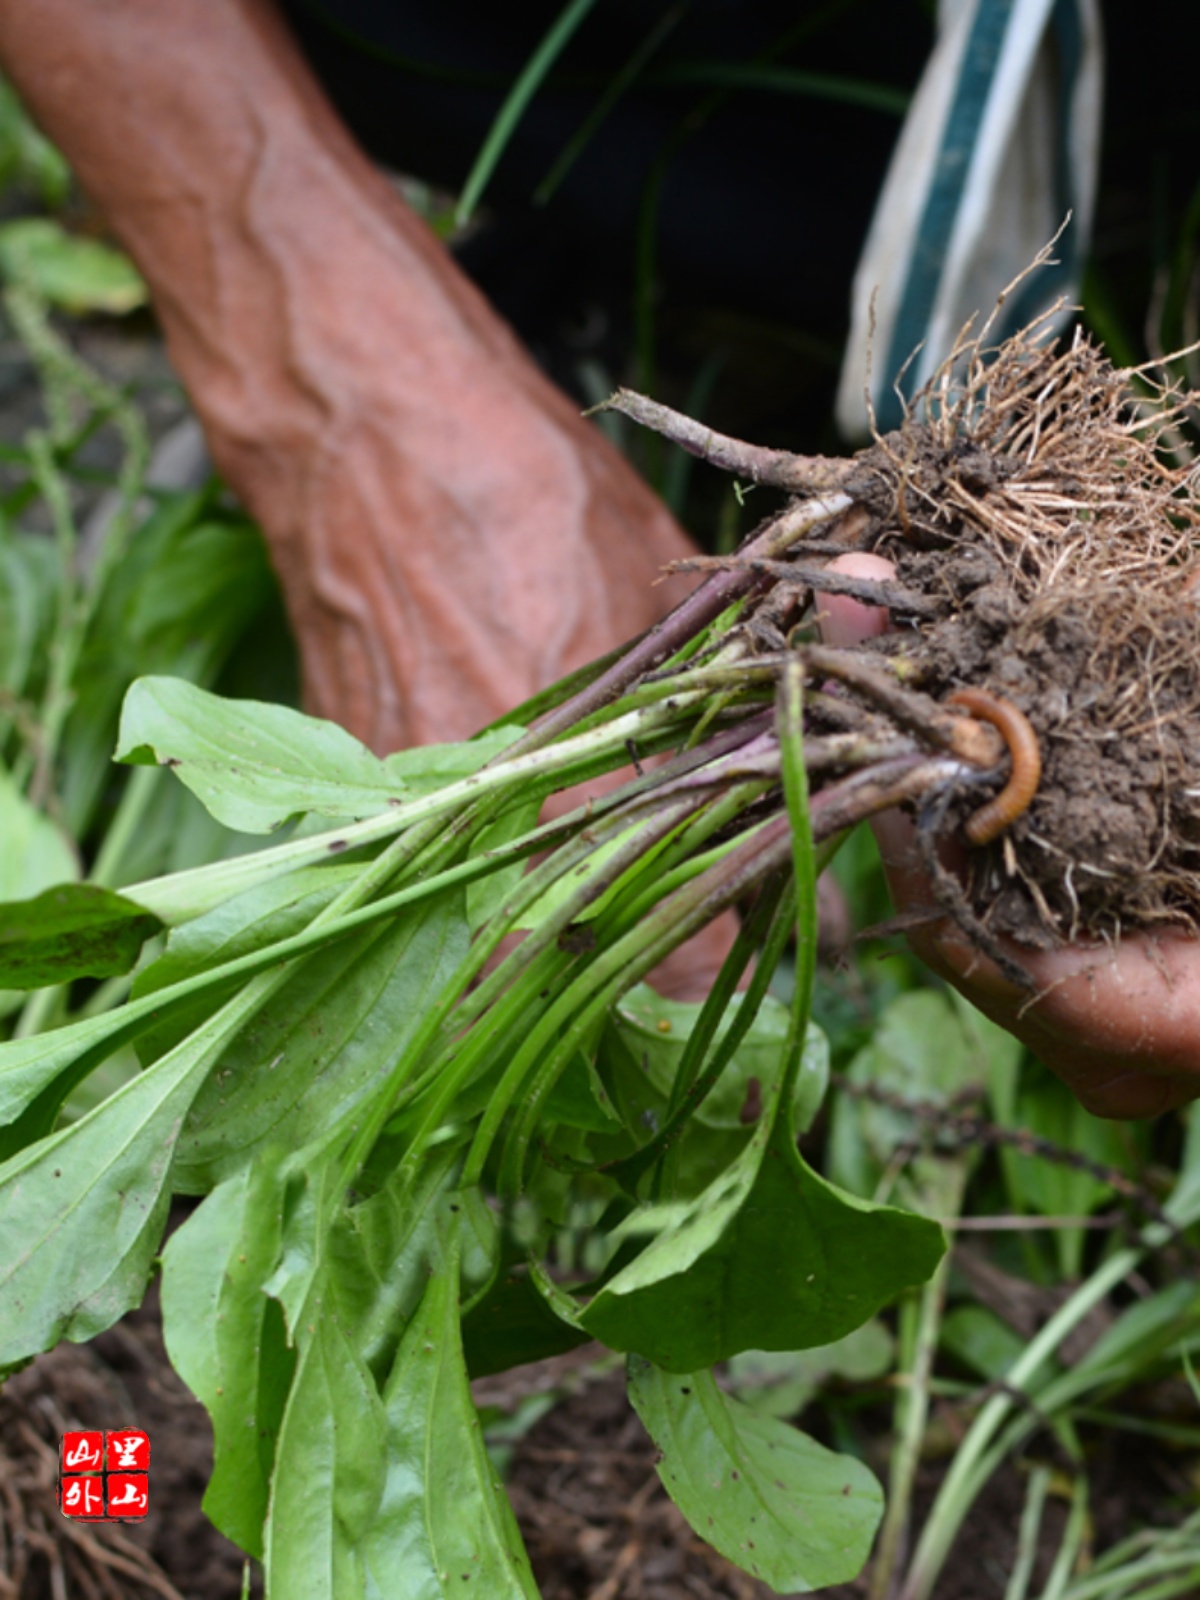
[945,688,1042,845]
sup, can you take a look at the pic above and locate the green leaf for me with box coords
[725,1320,894,1419]
[0,217,148,315]
[628,1360,882,1592]
[0,533,57,697]
[580,1112,944,1370]
[324,1146,469,1388]
[939,1306,1027,1384]
[0,982,266,1365]
[360,1230,541,1599]
[116,677,413,832]
[607,983,829,1134]
[161,1162,295,1558]
[117,677,522,833]
[264,1306,389,1600]
[131,863,361,1062]
[0,768,80,1013]
[0,1004,139,1129]
[172,891,468,1193]
[0,79,71,206]
[0,883,162,989]
[61,496,280,840]
[462,1262,593,1379]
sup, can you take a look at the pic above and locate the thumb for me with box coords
[814,551,897,648]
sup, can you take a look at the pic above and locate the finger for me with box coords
[814,552,896,647]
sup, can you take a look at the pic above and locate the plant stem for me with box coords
[519,493,854,747]
[599,388,854,493]
[126,694,707,923]
[1003,1466,1051,1600]
[869,1161,966,1600]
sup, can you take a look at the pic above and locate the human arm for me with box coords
[0,0,697,752]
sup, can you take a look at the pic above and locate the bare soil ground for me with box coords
[4,1286,1190,1600]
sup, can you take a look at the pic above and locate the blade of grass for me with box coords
[456,0,603,225]
[535,3,687,205]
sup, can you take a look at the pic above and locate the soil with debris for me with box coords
[4,1294,1192,1600]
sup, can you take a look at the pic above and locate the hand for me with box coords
[818,553,1200,1118]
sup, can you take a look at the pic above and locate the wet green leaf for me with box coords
[628,1360,882,1592]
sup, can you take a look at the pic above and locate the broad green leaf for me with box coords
[0,1003,143,1129]
[262,1145,477,1366]
[361,1236,540,1600]
[264,1308,389,1600]
[0,983,265,1365]
[324,1146,467,1387]
[0,217,148,314]
[628,1360,882,1592]
[581,1114,943,1370]
[161,1162,295,1558]
[172,891,468,1193]
[0,883,161,989]
[607,983,829,1133]
[117,677,521,833]
[61,497,279,839]
[725,1320,894,1419]
[117,678,413,832]
[0,769,80,1014]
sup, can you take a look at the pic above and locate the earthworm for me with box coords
[945,688,1042,845]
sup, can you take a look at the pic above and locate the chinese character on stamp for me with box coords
[59,1428,150,1522]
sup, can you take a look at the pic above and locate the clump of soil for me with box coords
[852,318,1200,946]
